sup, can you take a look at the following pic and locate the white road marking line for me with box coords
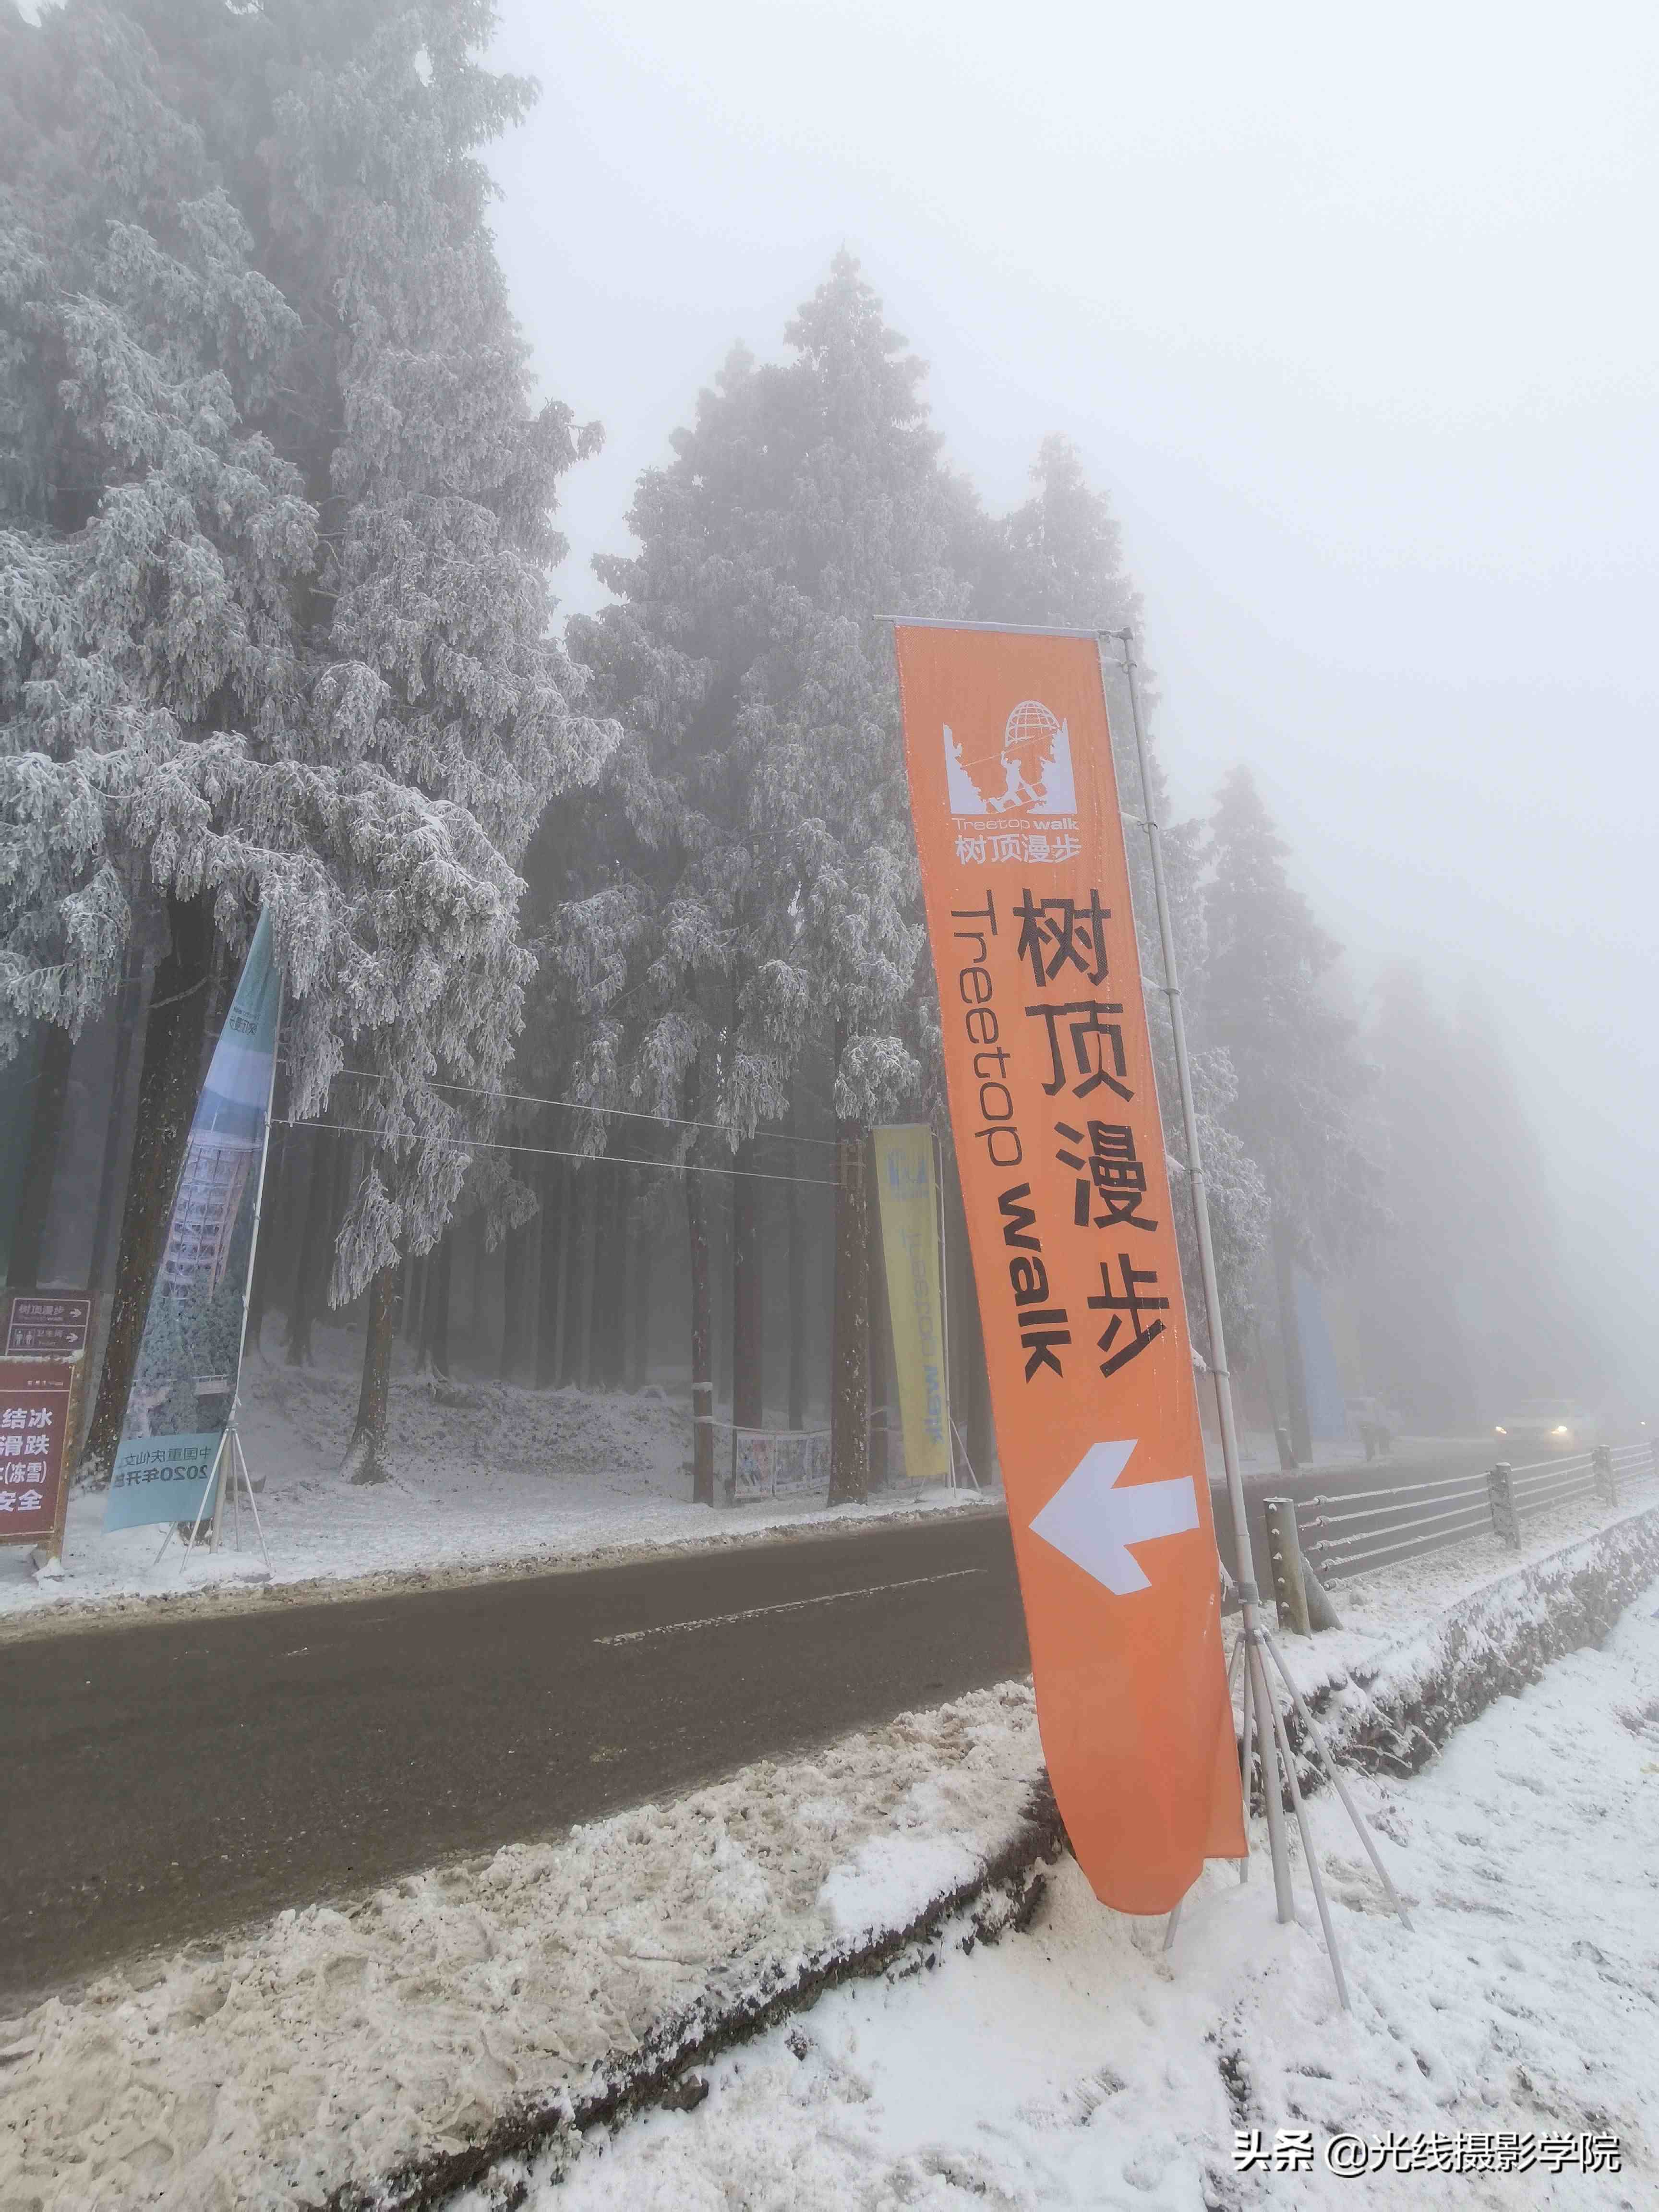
[593,1567,987,1647]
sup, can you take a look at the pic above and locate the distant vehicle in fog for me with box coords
[1489,1400,1599,1455]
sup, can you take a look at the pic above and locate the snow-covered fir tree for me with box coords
[971,436,1268,1365]
[1201,764,1382,1456]
[558,257,965,1502]
[0,0,610,1483]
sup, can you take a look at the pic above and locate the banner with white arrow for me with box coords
[895,619,1244,1914]
[1030,1441,1198,1595]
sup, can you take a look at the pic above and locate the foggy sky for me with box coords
[482,0,1659,1396]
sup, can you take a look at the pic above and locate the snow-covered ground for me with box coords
[487,1583,1659,2212]
[6,1509,1658,2210]
[0,1684,1046,2211]
[0,1323,988,1628]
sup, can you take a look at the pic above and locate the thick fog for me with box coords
[483,0,1658,1401]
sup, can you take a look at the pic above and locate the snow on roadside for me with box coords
[0,1322,987,1629]
[0,1685,1044,2212]
[482,1581,1659,2212]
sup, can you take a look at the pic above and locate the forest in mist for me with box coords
[0,0,1614,1500]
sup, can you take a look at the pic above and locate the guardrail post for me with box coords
[1592,1444,1617,1505]
[1487,1461,1520,1548]
[1265,1496,1312,1635]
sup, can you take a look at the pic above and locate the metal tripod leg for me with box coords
[233,1426,272,1573]
[1262,1659,1351,2011]
[177,1437,226,1584]
[1262,1627,1411,1929]
[1246,1626,1296,1924]
[1237,1630,1256,1887]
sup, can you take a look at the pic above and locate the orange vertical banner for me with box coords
[895,621,1244,1912]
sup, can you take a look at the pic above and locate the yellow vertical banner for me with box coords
[872,1126,953,1488]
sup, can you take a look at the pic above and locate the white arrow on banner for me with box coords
[1029,1440,1199,1596]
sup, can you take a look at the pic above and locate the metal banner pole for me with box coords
[932,1124,957,1489]
[1106,632,1303,1937]
[233,1425,271,1573]
[221,964,284,1558]
[1110,633,1407,2000]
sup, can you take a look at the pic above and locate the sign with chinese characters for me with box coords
[105,912,280,1533]
[0,1354,82,1556]
[871,1127,952,1487]
[4,1293,92,1356]
[894,621,1243,1914]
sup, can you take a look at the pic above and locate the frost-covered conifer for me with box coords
[1202,765,1381,1455]
[973,436,1268,1365]
[0,0,610,1484]
[249,0,612,1478]
[561,258,964,1502]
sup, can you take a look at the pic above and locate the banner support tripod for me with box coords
[1108,630,1407,2008]
[173,1416,270,1579]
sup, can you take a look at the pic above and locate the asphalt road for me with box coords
[3,1442,1497,2001]
[1,1511,1029,2001]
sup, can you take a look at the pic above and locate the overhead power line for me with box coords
[279,1118,844,1190]
[289,1062,842,1150]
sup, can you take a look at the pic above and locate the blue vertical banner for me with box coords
[105,912,281,1532]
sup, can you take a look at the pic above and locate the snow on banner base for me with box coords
[894,623,1244,1914]
[105,913,280,1533]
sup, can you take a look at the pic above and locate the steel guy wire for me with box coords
[277,1117,844,1189]
[283,1061,841,1149]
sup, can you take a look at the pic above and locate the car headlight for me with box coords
[1551,1425,1570,1436]
[1494,1426,1506,1436]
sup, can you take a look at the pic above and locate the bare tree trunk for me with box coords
[595,1165,627,1389]
[787,1094,807,1430]
[731,1141,764,1431]
[828,1118,869,1507]
[500,1216,528,1381]
[340,1260,397,1484]
[402,1249,427,1345]
[561,1169,591,1386]
[582,1174,606,1391]
[326,1133,357,1325]
[1273,1211,1312,1466]
[688,1160,715,1503]
[468,1211,486,1361]
[286,1123,336,1366]
[630,1180,652,1390]
[8,1021,74,1289]
[87,943,144,1300]
[420,1227,453,1375]
[79,891,217,1483]
[536,1157,565,1387]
